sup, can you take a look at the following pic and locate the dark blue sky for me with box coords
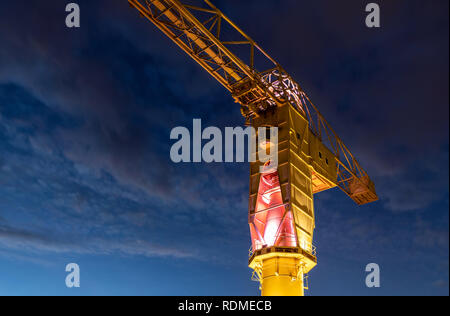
[0,0,448,296]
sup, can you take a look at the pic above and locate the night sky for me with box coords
[0,0,448,296]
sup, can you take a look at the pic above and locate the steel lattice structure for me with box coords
[128,0,377,205]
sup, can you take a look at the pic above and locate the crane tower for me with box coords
[128,0,378,296]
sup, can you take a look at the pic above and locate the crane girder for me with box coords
[128,0,378,205]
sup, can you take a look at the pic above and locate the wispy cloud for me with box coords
[0,223,194,259]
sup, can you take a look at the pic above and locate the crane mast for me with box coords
[128,0,378,296]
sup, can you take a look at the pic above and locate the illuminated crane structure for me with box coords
[128,0,378,296]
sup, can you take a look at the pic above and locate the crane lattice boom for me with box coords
[128,0,377,205]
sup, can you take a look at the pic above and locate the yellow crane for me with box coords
[128,0,378,296]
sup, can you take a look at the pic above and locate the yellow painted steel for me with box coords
[249,103,337,296]
[249,250,316,296]
[260,256,304,297]
[128,0,379,296]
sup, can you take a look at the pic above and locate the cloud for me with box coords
[432,279,448,289]
[0,81,248,265]
[0,223,194,259]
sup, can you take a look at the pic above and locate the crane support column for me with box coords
[248,103,338,296]
[258,256,305,296]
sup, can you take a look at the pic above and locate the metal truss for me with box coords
[128,0,378,205]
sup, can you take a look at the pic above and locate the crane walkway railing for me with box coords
[249,242,317,259]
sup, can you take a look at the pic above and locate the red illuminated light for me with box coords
[250,166,297,251]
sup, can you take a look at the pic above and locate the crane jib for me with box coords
[128,0,378,206]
